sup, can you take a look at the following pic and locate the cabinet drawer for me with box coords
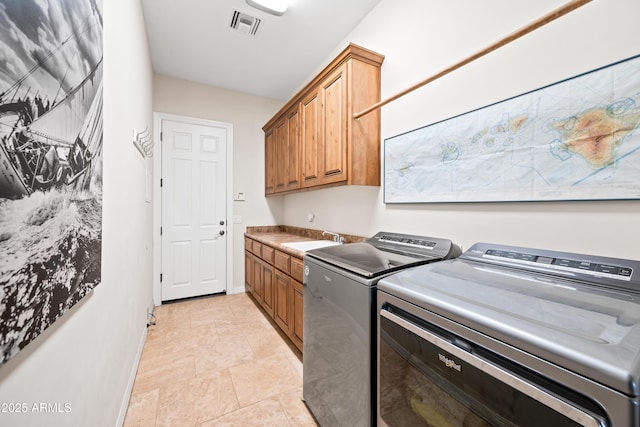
[274,250,291,273]
[290,257,303,282]
[261,245,275,264]
[245,237,253,253]
[252,240,263,257]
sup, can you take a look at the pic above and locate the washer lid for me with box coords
[379,243,640,397]
[305,232,461,278]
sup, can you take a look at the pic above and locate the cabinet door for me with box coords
[319,64,348,185]
[244,250,253,293]
[291,279,304,352]
[264,128,276,195]
[274,270,291,335]
[286,107,301,191]
[252,255,263,302]
[261,261,275,317]
[274,118,288,193]
[301,90,320,188]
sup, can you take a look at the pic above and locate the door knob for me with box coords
[220,220,225,226]
[219,230,225,236]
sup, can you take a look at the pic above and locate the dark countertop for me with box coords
[245,225,365,258]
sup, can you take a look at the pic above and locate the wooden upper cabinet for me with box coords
[286,107,301,191]
[263,43,384,196]
[274,118,288,192]
[264,129,275,195]
[301,66,347,188]
[301,90,320,188]
[269,105,301,195]
[319,64,348,185]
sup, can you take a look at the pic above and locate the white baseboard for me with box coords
[116,323,148,427]
[227,286,246,295]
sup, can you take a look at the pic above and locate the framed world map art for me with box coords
[384,54,640,203]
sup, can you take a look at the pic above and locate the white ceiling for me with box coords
[141,0,382,101]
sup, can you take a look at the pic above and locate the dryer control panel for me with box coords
[462,242,640,292]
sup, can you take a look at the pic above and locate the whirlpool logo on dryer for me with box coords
[439,353,461,372]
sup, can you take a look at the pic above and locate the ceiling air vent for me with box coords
[230,10,261,36]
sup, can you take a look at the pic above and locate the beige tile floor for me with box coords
[123,293,318,427]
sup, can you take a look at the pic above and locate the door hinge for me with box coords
[160,132,163,141]
[160,273,163,282]
[160,227,163,235]
[160,178,163,187]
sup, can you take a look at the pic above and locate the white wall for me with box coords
[152,76,284,293]
[282,0,640,260]
[0,1,155,426]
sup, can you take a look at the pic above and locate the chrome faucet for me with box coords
[322,230,344,243]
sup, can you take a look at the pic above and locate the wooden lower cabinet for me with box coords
[251,254,262,302]
[249,255,275,317]
[274,270,292,334]
[245,237,304,352]
[289,257,304,351]
[291,279,304,350]
[261,261,275,318]
[244,250,253,293]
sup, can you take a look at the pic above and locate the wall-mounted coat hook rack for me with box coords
[133,126,153,158]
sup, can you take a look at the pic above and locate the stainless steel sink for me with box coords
[281,240,341,252]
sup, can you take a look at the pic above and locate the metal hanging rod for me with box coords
[353,0,593,120]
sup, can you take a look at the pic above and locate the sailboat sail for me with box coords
[0,7,103,199]
[28,61,102,146]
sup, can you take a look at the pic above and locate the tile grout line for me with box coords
[125,293,316,426]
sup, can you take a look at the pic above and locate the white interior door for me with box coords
[161,118,228,301]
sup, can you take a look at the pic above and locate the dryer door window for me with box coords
[378,307,607,427]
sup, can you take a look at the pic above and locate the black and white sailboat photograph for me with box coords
[0,0,103,365]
